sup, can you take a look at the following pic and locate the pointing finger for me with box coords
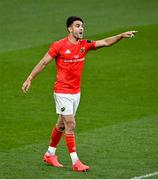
[132,30,138,34]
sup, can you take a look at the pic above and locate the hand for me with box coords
[122,31,138,38]
[22,78,32,93]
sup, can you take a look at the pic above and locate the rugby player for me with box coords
[22,16,137,172]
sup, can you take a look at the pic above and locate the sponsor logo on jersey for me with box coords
[64,58,85,63]
[65,49,71,54]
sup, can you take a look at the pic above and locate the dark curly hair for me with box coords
[66,16,84,28]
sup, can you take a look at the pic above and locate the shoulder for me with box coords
[80,39,95,44]
[57,37,68,44]
[50,37,67,48]
[80,39,96,51]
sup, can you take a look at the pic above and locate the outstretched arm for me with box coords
[95,31,138,48]
[22,53,53,93]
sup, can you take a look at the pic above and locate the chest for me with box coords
[59,43,86,60]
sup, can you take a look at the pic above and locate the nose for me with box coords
[80,26,83,31]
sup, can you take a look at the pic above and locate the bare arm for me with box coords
[22,53,53,93]
[95,31,138,48]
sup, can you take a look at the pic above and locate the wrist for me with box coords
[119,33,124,39]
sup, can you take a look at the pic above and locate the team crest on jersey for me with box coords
[80,47,85,53]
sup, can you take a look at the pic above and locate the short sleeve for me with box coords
[48,41,59,58]
[85,40,96,52]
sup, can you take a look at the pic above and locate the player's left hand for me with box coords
[122,31,138,38]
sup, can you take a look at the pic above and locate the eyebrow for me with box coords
[75,23,84,27]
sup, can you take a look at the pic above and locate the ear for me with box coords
[68,27,72,33]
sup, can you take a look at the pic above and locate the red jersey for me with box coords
[48,36,96,94]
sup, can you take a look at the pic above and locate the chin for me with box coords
[74,34,83,40]
[79,35,83,39]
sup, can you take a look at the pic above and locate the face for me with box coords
[68,20,84,39]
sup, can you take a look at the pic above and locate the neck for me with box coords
[68,34,79,44]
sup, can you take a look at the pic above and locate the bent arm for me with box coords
[26,53,52,80]
[95,31,138,48]
[22,53,53,93]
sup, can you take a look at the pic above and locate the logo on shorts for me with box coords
[61,107,66,112]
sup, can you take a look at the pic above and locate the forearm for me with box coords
[104,34,123,46]
[95,31,138,48]
[26,53,52,81]
[27,60,46,81]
